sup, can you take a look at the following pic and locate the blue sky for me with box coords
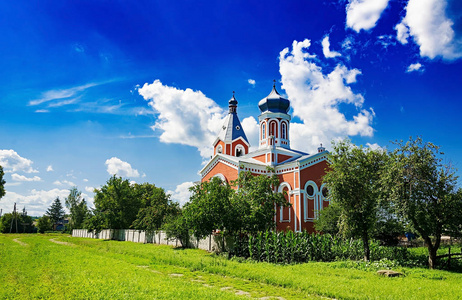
[1,0,461,216]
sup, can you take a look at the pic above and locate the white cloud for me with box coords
[241,116,259,152]
[2,188,70,216]
[0,150,38,173]
[248,79,256,86]
[29,83,98,106]
[138,80,225,158]
[11,174,41,182]
[168,181,194,206]
[366,142,383,151]
[322,36,341,58]
[279,39,374,153]
[346,0,390,32]
[395,0,462,60]
[105,157,140,178]
[46,165,53,172]
[83,178,89,182]
[53,180,75,187]
[84,186,94,193]
[406,63,424,73]
[35,109,50,113]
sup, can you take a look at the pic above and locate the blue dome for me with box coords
[258,85,290,114]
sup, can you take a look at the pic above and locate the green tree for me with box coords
[46,197,65,224]
[89,176,141,231]
[36,215,53,233]
[131,183,178,231]
[384,137,462,269]
[323,140,387,261]
[184,177,236,240]
[315,202,342,236]
[0,165,5,200]
[65,187,89,230]
[163,212,190,248]
[232,169,288,234]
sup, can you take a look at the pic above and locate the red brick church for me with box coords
[200,84,329,232]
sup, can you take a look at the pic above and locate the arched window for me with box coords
[262,123,266,139]
[235,145,245,157]
[216,145,223,154]
[269,121,277,137]
[282,122,287,139]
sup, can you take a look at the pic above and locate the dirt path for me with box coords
[49,238,74,246]
[12,238,28,246]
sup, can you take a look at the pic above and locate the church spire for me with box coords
[229,91,238,113]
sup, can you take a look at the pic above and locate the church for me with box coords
[199,83,329,232]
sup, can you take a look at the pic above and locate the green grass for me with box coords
[1,234,462,299]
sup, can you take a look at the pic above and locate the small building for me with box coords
[200,84,329,232]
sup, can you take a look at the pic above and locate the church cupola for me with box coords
[213,92,250,157]
[258,82,291,150]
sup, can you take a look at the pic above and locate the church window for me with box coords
[322,186,329,198]
[217,145,223,154]
[306,185,314,197]
[235,145,244,157]
[269,121,277,137]
[262,123,266,139]
[282,122,287,139]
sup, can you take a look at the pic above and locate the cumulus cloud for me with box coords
[346,0,390,32]
[248,79,256,86]
[105,157,140,178]
[366,142,384,151]
[241,116,260,152]
[138,80,225,158]
[53,180,76,186]
[279,39,374,153]
[11,174,41,182]
[2,188,70,216]
[406,63,424,73]
[85,186,94,193]
[0,150,38,173]
[46,165,53,172]
[395,0,462,60]
[168,181,194,206]
[322,36,341,58]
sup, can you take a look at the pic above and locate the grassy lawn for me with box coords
[1,234,461,299]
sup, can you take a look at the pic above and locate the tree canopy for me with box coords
[322,139,388,261]
[383,137,462,269]
[65,187,89,230]
[46,197,65,224]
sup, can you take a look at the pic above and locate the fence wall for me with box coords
[71,229,222,252]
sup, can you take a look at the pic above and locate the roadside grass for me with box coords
[2,234,462,299]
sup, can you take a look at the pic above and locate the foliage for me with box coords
[383,137,462,268]
[323,139,388,261]
[0,212,32,233]
[46,197,65,224]
[131,183,179,232]
[183,177,235,240]
[65,187,89,230]
[36,215,53,233]
[0,165,5,200]
[231,169,288,234]
[163,212,190,247]
[315,202,342,236]
[90,176,141,230]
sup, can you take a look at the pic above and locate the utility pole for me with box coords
[9,203,18,233]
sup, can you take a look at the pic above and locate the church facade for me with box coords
[200,84,329,232]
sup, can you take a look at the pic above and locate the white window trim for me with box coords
[278,182,292,223]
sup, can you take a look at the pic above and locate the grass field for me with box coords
[1,234,461,299]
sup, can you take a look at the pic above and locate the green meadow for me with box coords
[1,234,461,300]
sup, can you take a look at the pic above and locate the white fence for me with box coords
[71,229,222,252]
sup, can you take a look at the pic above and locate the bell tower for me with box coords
[258,82,291,150]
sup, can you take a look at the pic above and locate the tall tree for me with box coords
[65,187,89,230]
[184,177,235,240]
[384,137,462,269]
[323,140,387,261]
[46,197,65,224]
[89,176,141,230]
[0,165,5,200]
[232,169,288,234]
[131,183,178,231]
